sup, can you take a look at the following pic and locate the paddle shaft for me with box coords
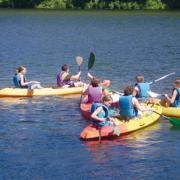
[148,72,175,85]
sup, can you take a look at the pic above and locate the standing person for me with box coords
[13,66,42,89]
[133,75,151,99]
[56,64,83,88]
[163,79,180,107]
[119,85,148,120]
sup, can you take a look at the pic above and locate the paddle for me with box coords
[151,110,180,124]
[76,56,83,71]
[88,52,95,71]
[148,72,175,85]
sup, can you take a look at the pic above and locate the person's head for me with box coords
[17,66,26,74]
[136,75,144,83]
[124,85,134,96]
[174,79,180,88]
[61,64,69,72]
[91,77,101,87]
[101,95,113,106]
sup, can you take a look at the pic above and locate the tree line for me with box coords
[0,0,180,9]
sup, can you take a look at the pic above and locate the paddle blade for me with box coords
[76,56,83,66]
[167,117,180,126]
[88,52,95,71]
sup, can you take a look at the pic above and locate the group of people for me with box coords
[84,75,180,128]
[13,65,180,128]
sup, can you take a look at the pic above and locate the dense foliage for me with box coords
[0,0,180,9]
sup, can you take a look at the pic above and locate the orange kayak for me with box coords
[80,104,162,140]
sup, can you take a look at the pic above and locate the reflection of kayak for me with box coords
[0,87,83,97]
[80,104,162,141]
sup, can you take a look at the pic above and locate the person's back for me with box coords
[13,73,20,88]
[134,75,150,99]
[88,77,103,103]
[119,86,138,120]
[119,95,137,119]
[88,86,102,103]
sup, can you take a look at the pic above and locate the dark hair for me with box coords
[91,77,101,87]
[136,75,144,83]
[17,66,25,73]
[62,64,69,71]
[124,86,134,96]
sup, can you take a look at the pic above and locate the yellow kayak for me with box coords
[162,106,180,118]
[0,87,83,97]
[152,98,180,118]
[80,104,162,140]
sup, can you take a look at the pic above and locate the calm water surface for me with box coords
[0,10,180,179]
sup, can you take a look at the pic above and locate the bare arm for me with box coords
[71,71,81,81]
[132,86,138,97]
[165,90,177,104]
[19,74,28,86]
[133,98,147,112]
[91,107,106,122]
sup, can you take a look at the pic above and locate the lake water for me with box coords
[0,10,180,180]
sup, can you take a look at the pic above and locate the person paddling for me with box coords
[13,66,42,89]
[91,95,115,127]
[56,64,83,88]
[163,79,180,107]
[133,75,151,99]
[119,86,148,120]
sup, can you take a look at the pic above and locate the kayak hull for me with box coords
[80,104,162,140]
[162,106,180,118]
[0,87,83,97]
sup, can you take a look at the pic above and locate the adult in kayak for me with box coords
[13,66,42,89]
[133,75,151,99]
[56,64,83,88]
[91,95,115,127]
[119,85,148,120]
[163,79,180,107]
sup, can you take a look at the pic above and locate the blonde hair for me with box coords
[136,75,144,83]
[102,95,112,102]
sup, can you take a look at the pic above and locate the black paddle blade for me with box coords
[88,52,95,71]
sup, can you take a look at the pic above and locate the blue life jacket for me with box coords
[13,74,20,88]
[91,103,109,119]
[172,88,180,107]
[137,83,150,98]
[119,95,137,118]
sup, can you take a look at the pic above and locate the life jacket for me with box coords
[13,73,20,88]
[57,71,74,87]
[91,103,109,119]
[137,83,150,98]
[119,95,137,118]
[172,88,180,107]
[88,86,102,103]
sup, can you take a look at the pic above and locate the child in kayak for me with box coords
[56,64,83,88]
[13,66,42,89]
[91,95,115,127]
[82,77,103,103]
[163,79,180,107]
[133,75,151,99]
[119,85,148,120]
